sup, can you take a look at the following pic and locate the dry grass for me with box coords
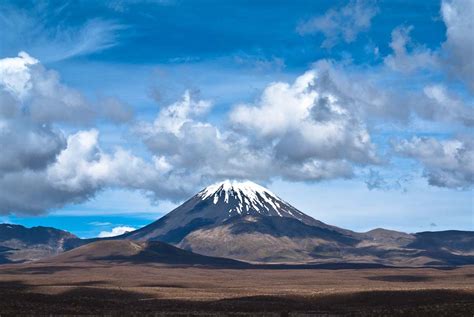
[0,262,473,315]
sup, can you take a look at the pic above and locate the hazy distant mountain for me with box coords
[0,224,82,263]
[119,180,474,266]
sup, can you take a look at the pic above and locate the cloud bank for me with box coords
[0,0,472,216]
[0,53,138,214]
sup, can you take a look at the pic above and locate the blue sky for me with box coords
[0,0,472,237]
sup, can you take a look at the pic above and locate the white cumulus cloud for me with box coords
[98,226,135,238]
[393,136,474,189]
[384,25,438,73]
[441,0,474,91]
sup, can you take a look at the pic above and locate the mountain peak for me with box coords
[196,179,304,219]
[198,180,278,213]
[199,180,277,204]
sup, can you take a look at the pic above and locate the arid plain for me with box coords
[0,261,473,316]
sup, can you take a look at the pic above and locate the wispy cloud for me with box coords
[297,0,379,48]
[89,221,112,226]
[365,169,411,192]
[0,3,126,62]
[106,0,174,12]
[52,19,127,61]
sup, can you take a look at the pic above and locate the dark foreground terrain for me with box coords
[0,262,473,316]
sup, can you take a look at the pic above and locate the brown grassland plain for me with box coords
[0,262,473,316]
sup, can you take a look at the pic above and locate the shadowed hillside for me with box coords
[42,240,247,268]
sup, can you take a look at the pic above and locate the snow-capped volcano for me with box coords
[119,179,356,262]
[121,179,335,242]
[197,180,307,220]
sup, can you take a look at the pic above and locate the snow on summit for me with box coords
[199,180,278,202]
[197,180,303,218]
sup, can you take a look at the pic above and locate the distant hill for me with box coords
[0,224,83,263]
[41,240,247,268]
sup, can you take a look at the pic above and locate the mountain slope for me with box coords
[0,224,83,263]
[179,214,359,263]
